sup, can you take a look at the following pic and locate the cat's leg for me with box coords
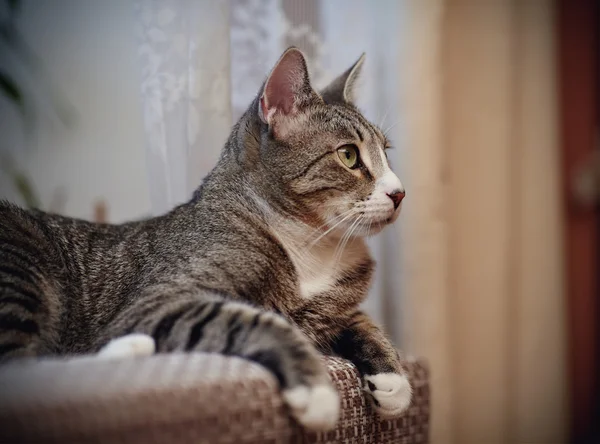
[332,310,412,418]
[0,246,60,361]
[106,293,339,430]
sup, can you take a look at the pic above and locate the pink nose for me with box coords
[387,190,405,209]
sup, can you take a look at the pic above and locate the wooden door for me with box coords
[557,0,599,442]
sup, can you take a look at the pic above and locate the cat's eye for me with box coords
[337,144,360,169]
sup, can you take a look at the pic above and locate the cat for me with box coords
[0,47,410,430]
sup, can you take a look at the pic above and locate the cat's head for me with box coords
[254,47,404,237]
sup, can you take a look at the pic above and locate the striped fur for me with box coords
[0,48,410,427]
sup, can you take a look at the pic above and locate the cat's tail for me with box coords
[104,296,340,431]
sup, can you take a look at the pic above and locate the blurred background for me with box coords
[0,0,598,443]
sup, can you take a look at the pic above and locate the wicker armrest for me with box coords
[0,353,429,443]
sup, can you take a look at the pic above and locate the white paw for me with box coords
[282,384,340,430]
[97,334,156,359]
[364,372,412,418]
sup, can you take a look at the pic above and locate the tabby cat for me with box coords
[0,48,410,430]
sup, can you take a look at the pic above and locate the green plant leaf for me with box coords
[2,27,76,128]
[12,172,40,209]
[0,71,23,105]
[7,0,21,14]
[0,154,42,209]
[0,70,27,123]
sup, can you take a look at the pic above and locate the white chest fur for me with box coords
[277,233,369,299]
[295,246,338,299]
[248,191,369,299]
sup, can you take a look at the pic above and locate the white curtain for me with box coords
[134,0,408,342]
[134,0,231,216]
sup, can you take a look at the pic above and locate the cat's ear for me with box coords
[258,47,320,130]
[321,53,365,105]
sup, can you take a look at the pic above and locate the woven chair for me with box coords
[0,353,429,443]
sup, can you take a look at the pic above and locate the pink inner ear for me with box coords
[260,96,277,122]
[263,50,307,117]
[265,76,294,114]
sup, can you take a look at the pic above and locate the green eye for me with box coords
[337,144,360,169]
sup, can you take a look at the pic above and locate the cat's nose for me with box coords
[387,189,405,210]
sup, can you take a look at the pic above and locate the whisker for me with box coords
[382,120,402,137]
[317,207,357,230]
[287,208,362,275]
[333,215,363,268]
[306,207,354,238]
[366,217,374,237]
[378,103,393,129]
[307,208,359,248]
[341,216,364,261]
[332,220,354,265]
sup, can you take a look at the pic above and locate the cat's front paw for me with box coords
[364,372,412,418]
[282,383,340,430]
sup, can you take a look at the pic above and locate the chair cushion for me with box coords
[0,353,429,443]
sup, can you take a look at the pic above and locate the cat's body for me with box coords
[0,164,369,354]
[0,48,410,430]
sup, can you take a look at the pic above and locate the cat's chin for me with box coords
[359,210,402,236]
[356,223,385,237]
[327,212,400,238]
[345,220,388,237]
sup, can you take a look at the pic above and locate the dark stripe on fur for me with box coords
[360,164,373,180]
[0,295,39,314]
[297,186,346,196]
[0,238,44,270]
[287,151,333,181]
[121,296,171,335]
[0,282,41,306]
[0,313,39,335]
[0,264,39,286]
[246,349,285,386]
[0,342,22,356]
[226,312,241,329]
[333,328,375,375]
[151,305,191,346]
[356,127,364,142]
[222,315,244,354]
[0,246,43,275]
[185,302,223,351]
[288,344,309,362]
[186,301,211,320]
[250,312,261,329]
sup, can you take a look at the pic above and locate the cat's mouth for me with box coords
[335,211,400,237]
[321,203,400,238]
[361,206,401,226]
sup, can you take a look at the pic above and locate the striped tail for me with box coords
[108,294,340,430]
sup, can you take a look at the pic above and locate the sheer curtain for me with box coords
[134,0,231,216]
[134,0,408,341]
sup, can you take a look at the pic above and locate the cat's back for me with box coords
[0,201,57,257]
[1,200,40,231]
[0,201,152,288]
